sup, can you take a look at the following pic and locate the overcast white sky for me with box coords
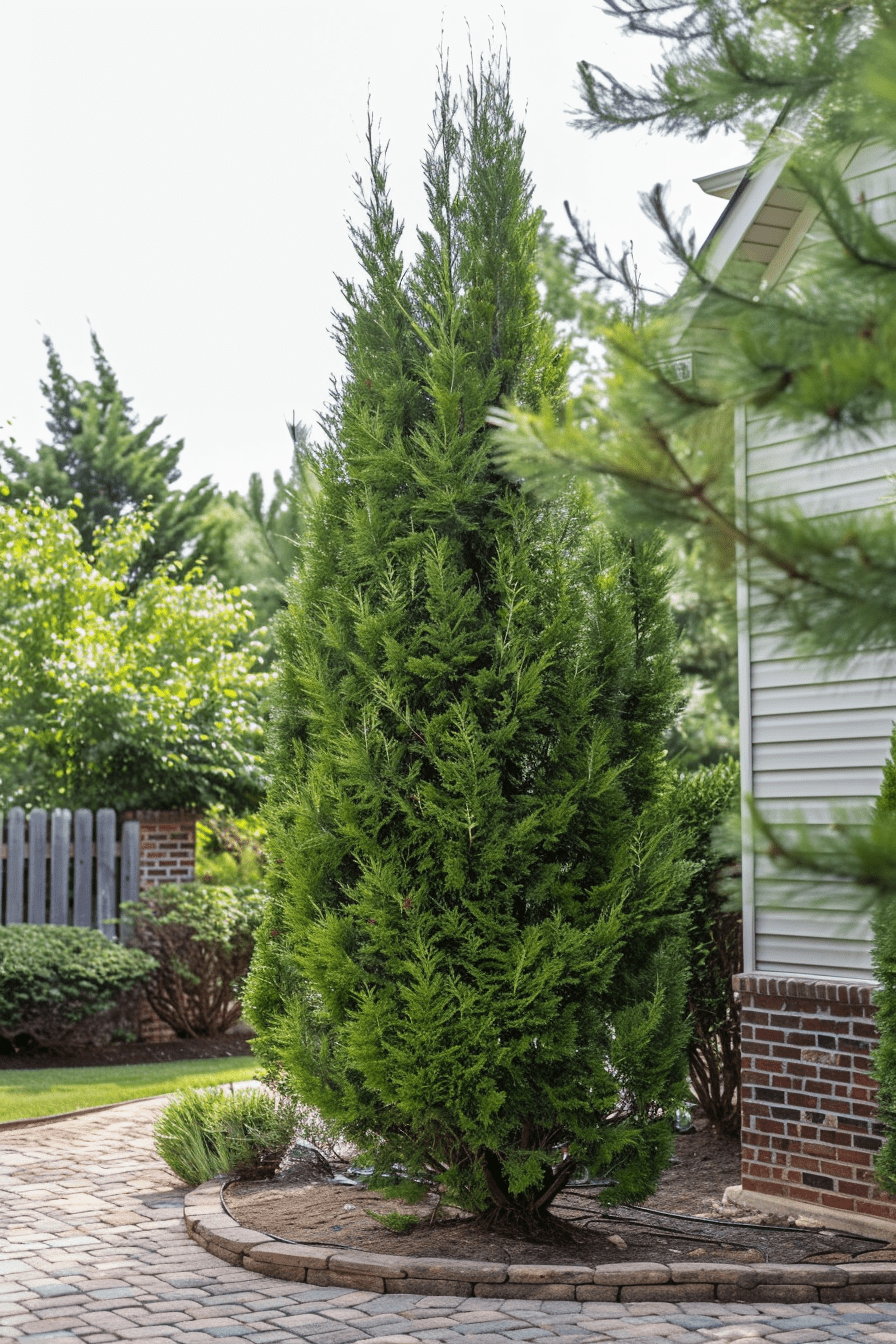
[0,1,746,496]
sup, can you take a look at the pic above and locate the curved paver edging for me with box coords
[183,1178,896,1304]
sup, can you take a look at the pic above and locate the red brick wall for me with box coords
[133,810,196,890]
[125,809,197,1042]
[734,973,895,1222]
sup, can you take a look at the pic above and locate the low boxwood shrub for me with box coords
[153,1084,298,1185]
[122,881,265,1038]
[0,925,156,1049]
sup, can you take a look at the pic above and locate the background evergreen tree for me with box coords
[198,420,319,632]
[2,332,220,585]
[534,228,739,768]
[246,55,696,1227]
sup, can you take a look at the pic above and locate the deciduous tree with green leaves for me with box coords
[0,492,268,812]
[245,55,697,1230]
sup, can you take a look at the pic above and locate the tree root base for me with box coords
[468,1207,588,1244]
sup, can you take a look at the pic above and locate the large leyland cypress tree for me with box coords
[246,57,693,1228]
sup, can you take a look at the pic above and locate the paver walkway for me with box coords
[2,1099,896,1343]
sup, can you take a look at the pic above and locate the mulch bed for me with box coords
[225,1126,896,1268]
[0,1032,255,1070]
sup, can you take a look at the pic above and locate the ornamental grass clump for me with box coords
[245,54,695,1234]
[153,1085,299,1186]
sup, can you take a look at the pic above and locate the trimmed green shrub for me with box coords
[123,882,265,1037]
[0,925,155,1048]
[153,1085,298,1185]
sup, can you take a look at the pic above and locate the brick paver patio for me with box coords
[3,1097,896,1343]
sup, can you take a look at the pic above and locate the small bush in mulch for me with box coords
[0,925,155,1050]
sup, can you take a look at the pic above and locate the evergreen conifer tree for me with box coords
[246,56,696,1228]
[198,421,319,631]
[2,332,219,585]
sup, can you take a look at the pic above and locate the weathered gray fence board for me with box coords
[27,808,47,925]
[2,808,141,933]
[96,808,116,939]
[50,808,71,926]
[120,820,140,940]
[6,808,24,924]
[73,809,93,927]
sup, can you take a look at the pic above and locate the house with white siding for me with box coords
[688,142,896,1233]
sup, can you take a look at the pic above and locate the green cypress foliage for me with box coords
[246,57,693,1226]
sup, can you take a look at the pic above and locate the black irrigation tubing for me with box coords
[557,1190,887,1244]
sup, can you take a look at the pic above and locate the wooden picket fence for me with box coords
[0,808,140,937]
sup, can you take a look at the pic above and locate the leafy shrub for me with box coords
[0,494,268,814]
[153,1085,298,1185]
[0,925,155,1048]
[675,759,742,1137]
[123,882,265,1037]
[195,808,265,887]
[873,895,896,1193]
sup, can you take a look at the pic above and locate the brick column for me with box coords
[734,973,895,1223]
[132,810,197,890]
[123,810,198,1043]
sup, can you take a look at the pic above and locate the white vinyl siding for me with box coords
[739,141,896,980]
[742,410,896,980]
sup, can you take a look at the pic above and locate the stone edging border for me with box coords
[184,1179,896,1304]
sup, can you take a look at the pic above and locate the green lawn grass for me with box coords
[0,1056,258,1123]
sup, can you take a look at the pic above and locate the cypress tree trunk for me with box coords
[246,55,693,1230]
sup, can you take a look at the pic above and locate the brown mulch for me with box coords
[0,1032,256,1070]
[225,1126,895,1268]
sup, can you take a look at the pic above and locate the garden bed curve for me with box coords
[184,1180,896,1304]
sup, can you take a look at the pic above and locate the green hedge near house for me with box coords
[872,727,896,1194]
